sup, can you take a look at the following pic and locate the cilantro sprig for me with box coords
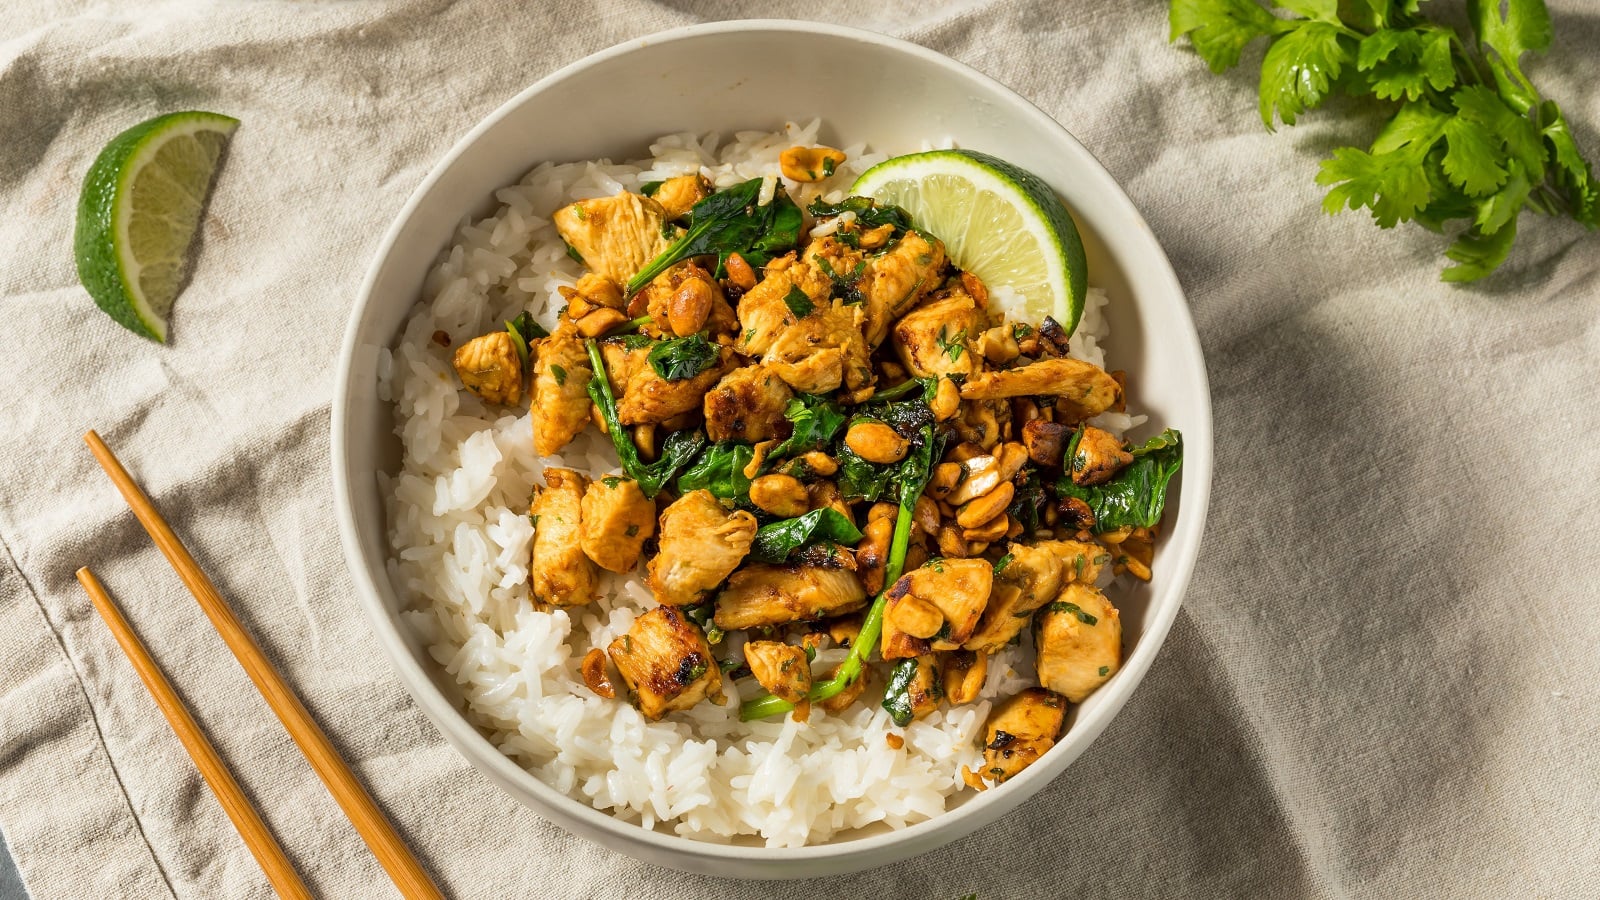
[1170,0,1597,281]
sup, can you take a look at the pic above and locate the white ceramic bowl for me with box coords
[332,20,1212,879]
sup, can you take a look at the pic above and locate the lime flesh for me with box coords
[852,149,1087,335]
[75,111,238,342]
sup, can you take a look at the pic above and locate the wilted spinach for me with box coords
[749,508,864,564]
[771,393,847,458]
[628,179,802,292]
[1054,429,1183,532]
[583,339,706,497]
[806,196,913,246]
[882,657,921,727]
[676,441,755,501]
[646,333,718,381]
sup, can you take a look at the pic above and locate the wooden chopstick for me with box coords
[83,430,444,900]
[76,567,314,900]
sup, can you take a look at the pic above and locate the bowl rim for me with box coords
[331,18,1213,865]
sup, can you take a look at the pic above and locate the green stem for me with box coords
[866,378,922,404]
[739,491,915,720]
[606,315,652,336]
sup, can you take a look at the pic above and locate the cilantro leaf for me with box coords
[1467,0,1552,64]
[1168,0,1277,73]
[1258,23,1352,129]
[1274,0,1341,25]
[1472,159,1532,234]
[1317,145,1433,227]
[1441,116,1509,197]
[1442,218,1518,283]
[1540,101,1600,228]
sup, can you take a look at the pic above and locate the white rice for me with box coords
[379,121,1133,846]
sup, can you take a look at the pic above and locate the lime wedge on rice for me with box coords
[851,149,1087,335]
[74,111,238,343]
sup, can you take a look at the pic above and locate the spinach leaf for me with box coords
[1054,429,1183,532]
[627,179,802,292]
[583,339,707,497]
[1007,464,1047,533]
[770,393,847,458]
[750,508,864,564]
[882,657,921,727]
[676,441,755,501]
[806,196,914,237]
[836,445,892,502]
[504,312,548,365]
[647,333,718,381]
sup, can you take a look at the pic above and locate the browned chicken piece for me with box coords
[1034,582,1121,703]
[1022,418,1070,467]
[552,192,672,288]
[529,468,598,607]
[652,173,711,221]
[647,490,757,607]
[859,230,947,347]
[531,326,593,456]
[744,640,813,721]
[703,363,794,443]
[891,289,985,380]
[1069,426,1133,486]
[607,606,725,720]
[735,255,832,356]
[819,664,871,713]
[886,653,945,723]
[558,273,626,320]
[964,540,1105,654]
[452,331,522,405]
[764,298,871,394]
[959,358,1122,419]
[598,338,647,396]
[637,262,738,337]
[980,688,1067,785]
[578,475,656,573]
[880,558,993,660]
[617,344,734,426]
[801,235,866,291]
[713,564,868,631]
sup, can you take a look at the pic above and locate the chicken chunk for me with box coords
[578,475,656,573]
[608,606,725,720]
[652,173,711,221]
[883,652,944,724]
[529,468,598,607]
[891,285,986,380]
[1069,426,1133,486]
[703,363,794,443]
[451,330,523,405]
[860,230,947,346]
[617,344,734,426]
[959,358,1122,419]
[552,192,672,288]
[647,490,757,606]
[980,688,1067,785]
[964,540,1104,654]
[744,640,813,722]
[881,558,993,660]
[713,564,868,631]
[1034,583,1121,703]
[531,327,593,456]
[735,257,872,394]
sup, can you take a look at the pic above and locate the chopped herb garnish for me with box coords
[601,475,624,488]
[783,284,815,319]
[935,326,967,362]
[1098,665,1110,677]
[822,157,837,177]
[1047,601,1098,626]
[550,363,567,386]
[992,552,1014,575]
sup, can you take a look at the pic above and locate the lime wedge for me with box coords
[852,149,1087,335]
[74,111,238,342]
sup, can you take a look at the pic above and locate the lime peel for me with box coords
[75,111,239,343]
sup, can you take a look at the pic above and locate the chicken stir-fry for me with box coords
[446,144,1183,789]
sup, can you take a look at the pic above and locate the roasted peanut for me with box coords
[913,495,942,536]
[779,145,848,183]
[976,325,1020,364]
[750,474,809,518]
[866,501,898,524]
[666,277,714,336]
[725,252,758,291]
[996,441,1029,483]
[856,517,895,594]
[800,450,838,476]
[948,441,986,463]
[820,664,869,712]
[943,651,989,705]
[931,377,961,421]
[857,223,895,249]
[947,454,1001,505]
[937,524,970,558]
[574,307,630,338]
[958,482,1015,529]
[927,462,962,499]
[845,421,909,464]
[1022,419,1070,467]
[962,513,1010,543]
[632,423,656,461]
[960,272,990,307]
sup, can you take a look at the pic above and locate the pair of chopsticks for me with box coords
[78,431,444,900]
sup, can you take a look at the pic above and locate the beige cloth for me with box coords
[3,1,1599,897]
